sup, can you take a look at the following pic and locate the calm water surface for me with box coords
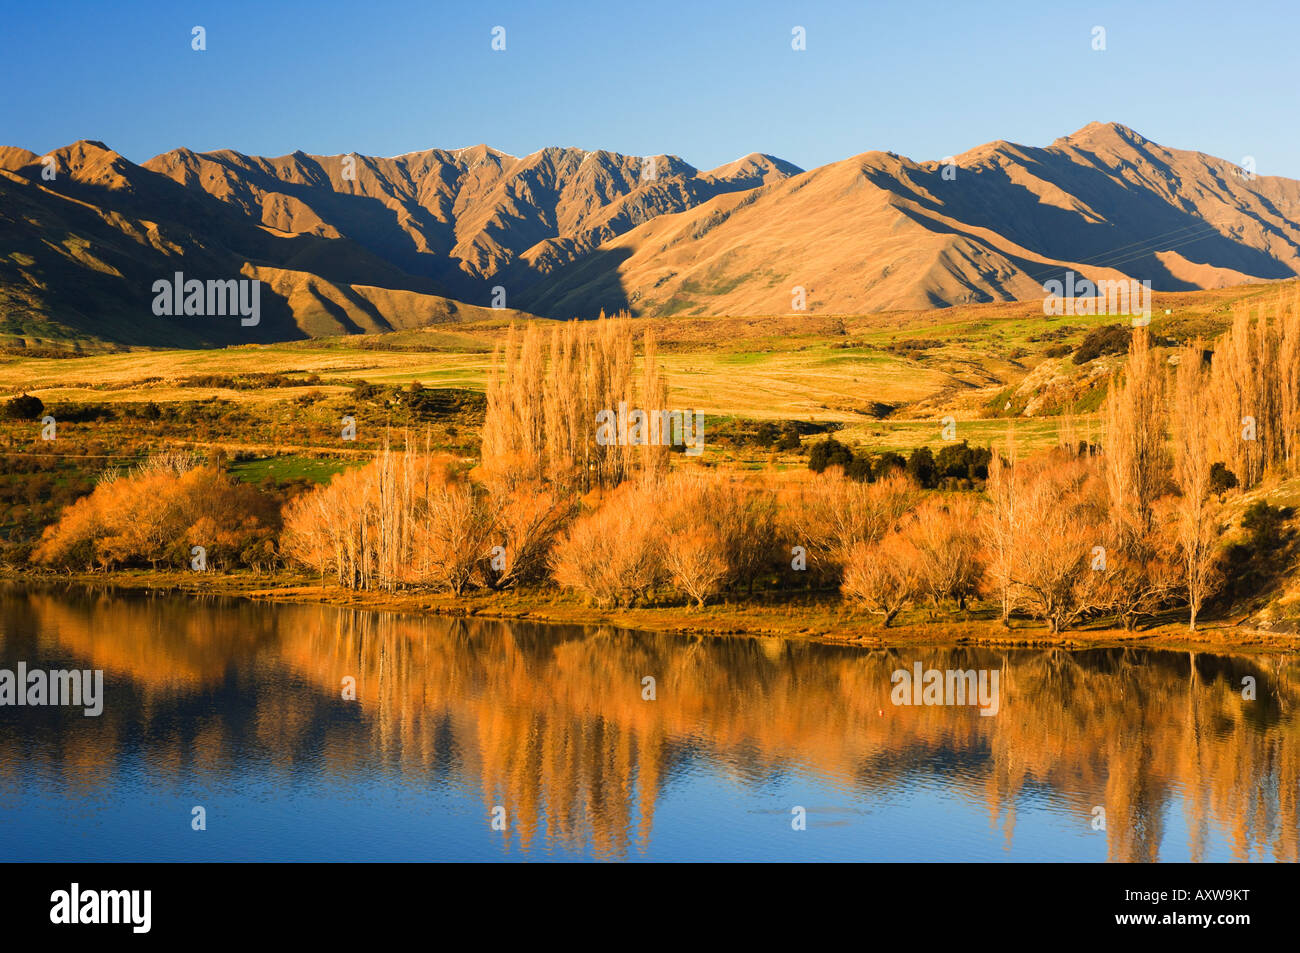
[1,585,1296,861]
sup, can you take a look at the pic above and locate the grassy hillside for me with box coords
[0,281,1272,437]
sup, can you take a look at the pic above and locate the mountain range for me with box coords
[3,122,1299,346]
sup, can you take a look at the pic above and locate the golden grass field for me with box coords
[0,283,1271,457]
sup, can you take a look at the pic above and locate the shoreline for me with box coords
[4,568,1298,654]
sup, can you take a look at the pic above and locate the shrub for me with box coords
[873,451,906,479]
[845,454,874,483]
[1072,324,1131,365]
[3,394,44,419]
[906,446,936,488]
[754,422,779,448]
[808,437,854,473]
[934,441,992,481]
[1241,501,1289,549]
[1209,462,1239,495]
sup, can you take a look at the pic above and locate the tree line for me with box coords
[26,294,1300,634]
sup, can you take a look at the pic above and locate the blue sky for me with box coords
[3,0,1297,176]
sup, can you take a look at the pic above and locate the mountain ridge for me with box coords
[2,124,1298,346]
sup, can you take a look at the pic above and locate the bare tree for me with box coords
[484,313,669,493]
[981,428,1021,627]
[802,469,917,580]
[905,495,984,615]
[549,480,664,607]
[1009,455,1109,633]
[1172,341,1223,629]
[1103,327,1168,539]
[841,533,923,627]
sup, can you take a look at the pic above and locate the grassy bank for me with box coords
[6,568,1297,654]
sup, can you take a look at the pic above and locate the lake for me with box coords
[1,584,1296,861]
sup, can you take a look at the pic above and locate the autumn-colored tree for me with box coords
[1093,514,1182,631]
[413,473,495,595]
[33,455,278,571]
[1279,289,1300,473]
[1171,342,1224,629]
[904,494,984,614]
[479,480,576,591]
[981,429,1021,627]
[711,480,780,594]
[1008,455,1109,633]
[1208,303,1271,488]
[481,323,548,490]
[281,464,372,587]
[1103,327,1168,539]
[841,532,923,627]
[801,469,917,580]
[484,313,669,494]
[638,329,671,482]
[549,480,664,607]
[548,470,771,609]
[283,442,495,593]
[657,470,771,608]
[1094,328,1178,629]
[661,526,728,608]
